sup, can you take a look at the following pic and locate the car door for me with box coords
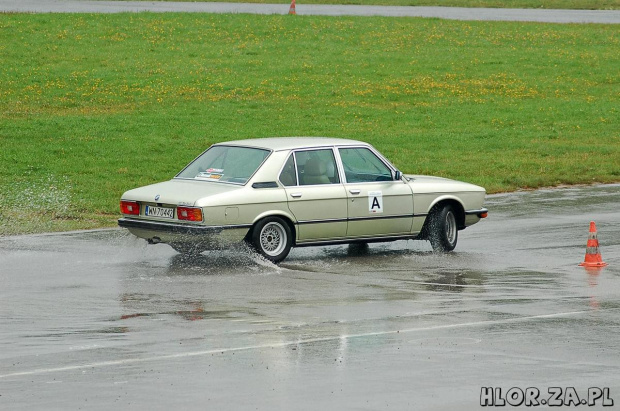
[279,149,348,242]
[337,146,414,238]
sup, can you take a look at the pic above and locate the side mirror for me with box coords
[394,171,402,181]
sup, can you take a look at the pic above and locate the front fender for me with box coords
[427,195,465,215]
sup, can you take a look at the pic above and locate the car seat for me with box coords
[303,158,331,185]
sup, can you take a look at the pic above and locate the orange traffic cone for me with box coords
[579,221,607,268]
[288,0,296,15]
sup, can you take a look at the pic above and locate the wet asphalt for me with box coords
[1,184,619,410]
[1,0,620,23]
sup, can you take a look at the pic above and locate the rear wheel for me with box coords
[428,205,458,252]
[250,217,292,263]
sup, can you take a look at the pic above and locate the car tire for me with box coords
[250,217,292,263]
[428,205,458,252]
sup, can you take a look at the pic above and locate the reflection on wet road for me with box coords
[1,185,619,410]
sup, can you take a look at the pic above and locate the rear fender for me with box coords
[246,211,298,245]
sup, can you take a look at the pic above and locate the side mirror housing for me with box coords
[394,171,402,181]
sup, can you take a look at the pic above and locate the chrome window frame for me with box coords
[335,145,399,184]
[275,147,343,187]
[274,144,401,188]
[294,147,342,187]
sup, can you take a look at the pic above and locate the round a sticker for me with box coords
[368,191,383,214]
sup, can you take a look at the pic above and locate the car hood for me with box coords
[121,179,242,206]
[404,174,485,193]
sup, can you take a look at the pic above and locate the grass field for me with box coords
[132,0,620,10]
[0,13,618,234]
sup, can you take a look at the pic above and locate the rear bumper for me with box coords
[118,218,251,246]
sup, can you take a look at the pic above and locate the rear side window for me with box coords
[295,149,340,186]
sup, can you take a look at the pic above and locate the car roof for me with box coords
[215,137,370,151]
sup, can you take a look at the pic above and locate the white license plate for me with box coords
[145,205,174,219]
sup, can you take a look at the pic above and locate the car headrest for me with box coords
[305,158,327,176]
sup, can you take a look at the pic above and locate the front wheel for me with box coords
[428,205,458,252]
[250,217,292,263]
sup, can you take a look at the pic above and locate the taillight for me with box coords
[177,206,203,222]
[120,200,140,215]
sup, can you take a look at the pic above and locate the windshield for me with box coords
[176,145,271,185]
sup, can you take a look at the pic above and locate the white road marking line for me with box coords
[0,310,596,378]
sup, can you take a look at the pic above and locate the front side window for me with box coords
[339,147,392,183]
[295,149,340,186]
[176,145,270,185]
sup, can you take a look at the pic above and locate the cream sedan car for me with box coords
[119,137,487,262]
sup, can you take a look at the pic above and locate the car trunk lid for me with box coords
[121,179,242,206]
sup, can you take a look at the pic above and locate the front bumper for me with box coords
[463,208,489,227]
[465,208,489,217]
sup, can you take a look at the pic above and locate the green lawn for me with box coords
[129,0,620,10]
[1,13,618,234]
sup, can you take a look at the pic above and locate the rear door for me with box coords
[279,149,348,242]
[337,147,414,238]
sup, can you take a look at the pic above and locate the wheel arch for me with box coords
[245,212,297,245]
[420,197,466,238]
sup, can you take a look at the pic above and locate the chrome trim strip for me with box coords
[297,217,347,225]
[348,213,427,222]
[296,213,427,226]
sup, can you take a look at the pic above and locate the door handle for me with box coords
[349,189,361,195]
[290,193,302,198]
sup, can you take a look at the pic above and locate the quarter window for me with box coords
[339,147,392,183]
[279,154,297,187]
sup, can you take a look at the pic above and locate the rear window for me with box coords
[176,145,270,185]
